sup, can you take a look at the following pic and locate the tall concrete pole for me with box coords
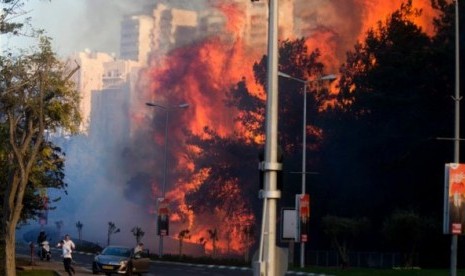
[256,0,280,275]
[159,109,169,257]
[300,84,307,269]
[264,0,279,274]
[451,1,460,275]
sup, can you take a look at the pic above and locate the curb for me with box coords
[152,260,333,276]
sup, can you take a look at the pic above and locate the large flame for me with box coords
[133,0,438,256]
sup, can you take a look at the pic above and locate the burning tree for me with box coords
[179,38,330,255]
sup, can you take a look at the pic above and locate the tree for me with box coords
[55,220,63,240]
[182,38,331,253]
[383,210,432,267]
[177,229,190,256]
[0,0,29,35]
[198,237,207,254]
[0,35,81,274]
[107,222,120,246]
[321,215,369,268]
[131,226,145,244]
[319,0,456,226]
[207,228,218,257]
[76,221,83,242]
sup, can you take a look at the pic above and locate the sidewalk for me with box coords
[17,254,92,275]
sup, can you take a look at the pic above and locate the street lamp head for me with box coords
[146,102,189,109]
[320,74,337,82]
[278,71,292,79]
[146,102,165,109]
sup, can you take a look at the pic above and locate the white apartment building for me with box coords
[70,50,140,134]
[150,3,198,63]
[120,15,154,65]
[70,50,115,133]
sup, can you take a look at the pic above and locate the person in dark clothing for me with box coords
[37,231,47,244]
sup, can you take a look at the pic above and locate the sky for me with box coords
[5,0,151,56]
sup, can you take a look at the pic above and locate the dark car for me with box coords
[92,245,150,275]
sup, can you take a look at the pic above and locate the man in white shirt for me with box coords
[57,234,76,275]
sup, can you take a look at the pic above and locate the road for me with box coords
[17,244,253,275]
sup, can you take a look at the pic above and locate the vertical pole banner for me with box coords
[157,198,170,236]
[295,194,310,242]
[444,164,465,234]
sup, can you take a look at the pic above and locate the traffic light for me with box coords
[258,146,283,191]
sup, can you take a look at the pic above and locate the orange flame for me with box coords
[134,0,438,256]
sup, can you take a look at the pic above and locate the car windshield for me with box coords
[101,247,131,257]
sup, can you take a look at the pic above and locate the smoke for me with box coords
[29,0,210,56]
[16,0,439,254]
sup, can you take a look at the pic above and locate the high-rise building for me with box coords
[120,15,154,65]
[244,0,268,51]
[70,50,115,133]
[150,3,198,62]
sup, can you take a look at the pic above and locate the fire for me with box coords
[359,0,437,36]
[134,0,439,256]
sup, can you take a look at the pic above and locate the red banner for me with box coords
[157,198,170,236]
[296,194,310,242]
[445,164,465,235]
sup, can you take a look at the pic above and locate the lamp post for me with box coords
[145,102,189,257]
[451,1,461,275]
[278,72,336,268]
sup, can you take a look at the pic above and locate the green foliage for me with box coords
[322,215,370,267]
[0,30,81,274]
[0,36,81,223]
[383,210,433,267]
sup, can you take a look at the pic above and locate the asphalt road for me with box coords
[17,244,254,276]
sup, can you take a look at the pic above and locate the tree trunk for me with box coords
[1,206,19,276]
[2,174,26,276]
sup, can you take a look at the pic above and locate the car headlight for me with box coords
[94,256,99,262]
[119,260,128,266]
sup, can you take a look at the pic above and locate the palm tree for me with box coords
[207,228,218,257]
[55,220,63,241]
[131,226,145,244]
[198,237,207,254]
[76,221,83,242]
[107,222,120,246]
[178,229,191,255]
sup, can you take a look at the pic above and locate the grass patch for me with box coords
[291,266,465,276]
[17,271,58,276]
[16,256,59,276]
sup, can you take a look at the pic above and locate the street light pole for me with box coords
[145,102,189,257]
[278,72,336,268]
[254,0,280,275]
[451,1,460,275]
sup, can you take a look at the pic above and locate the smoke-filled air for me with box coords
[16,0,440,256]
